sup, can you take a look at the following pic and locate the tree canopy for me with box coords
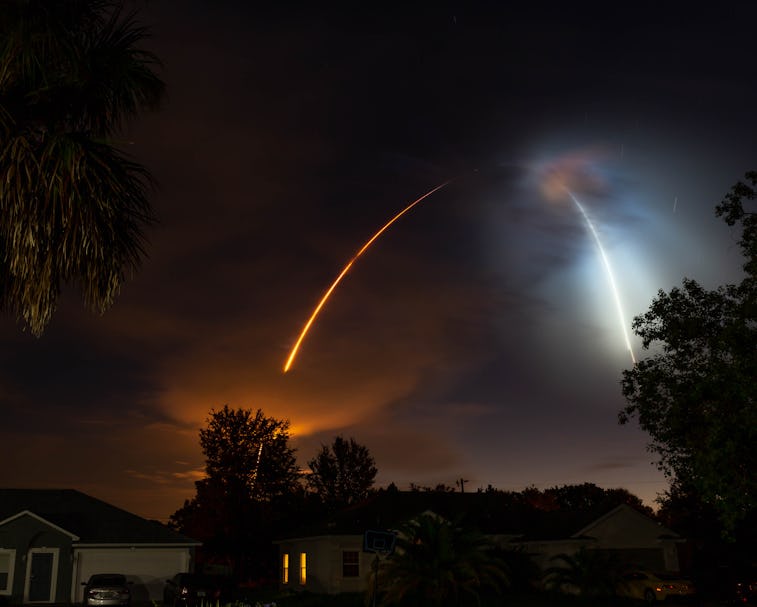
[377,513,508,607]
[0,0,164,334]
[544,547,625,598]
[306,435,377,508]
[170,406,303,581]
[620,171,757,535]
[199,405,301,502]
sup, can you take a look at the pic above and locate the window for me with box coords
[0,550,15,595]
[281,553,289,584]
[299,552,306,585]
[342,551,359,578]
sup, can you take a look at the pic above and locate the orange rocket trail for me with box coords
[283,180,452,373]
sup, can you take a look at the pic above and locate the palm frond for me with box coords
[0,0,164,333]
[377,513,508,606]
[78,5,165,134]
[1,130,155,333]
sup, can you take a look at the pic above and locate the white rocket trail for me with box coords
[566,190,637,364]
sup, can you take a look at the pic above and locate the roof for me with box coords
[572,503,680,540]
[278,490,655,541]
[0,489,198,545]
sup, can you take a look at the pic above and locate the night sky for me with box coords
[2,3,756,522]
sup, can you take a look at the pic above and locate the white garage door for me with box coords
[74,547,191,603]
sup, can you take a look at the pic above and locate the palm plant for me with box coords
[0,0,164,334]
[375,513,509,607]
[543,547,626,598]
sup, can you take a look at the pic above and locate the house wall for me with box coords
[276,535,375,595]
[0,514,73,604]
[0,514,193,604]
[518,507,681,574]
[576,506,681,571]
[583,508,666,549]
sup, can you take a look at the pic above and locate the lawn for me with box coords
[235,590,652,607]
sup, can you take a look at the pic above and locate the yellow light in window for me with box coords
[299,552,307,585]
[282,553,289,584]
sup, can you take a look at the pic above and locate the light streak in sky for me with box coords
[283,180,452,373]
[565,189,637,364]
[251,442,264,488]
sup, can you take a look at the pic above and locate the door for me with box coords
[26,550,57,603]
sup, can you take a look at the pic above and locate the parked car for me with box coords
[619,570,696,603]
[163,573,232,607]
[733,578,757,605]
[82,574,132,607]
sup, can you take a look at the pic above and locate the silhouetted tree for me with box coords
[170,406,301,582]
[0,0,164,334]
[201,406,300,502]
[655,479,757,597]
[545,483,654,516]
[620,171,757,535]
[376,513,508,607]
[494,546,541,593]
[544,547,626,598]
[515,483,653,516]
[408,483,457,493]
[306,435,377,508]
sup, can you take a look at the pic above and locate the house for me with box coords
[517,503,682,572]
[0,489,200,605]
[274,490,684,595]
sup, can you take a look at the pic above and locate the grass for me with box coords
[231,590,653,607]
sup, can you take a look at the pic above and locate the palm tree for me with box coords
[0,0,164,334]
[543,547,626,598]
[375,513,509,607]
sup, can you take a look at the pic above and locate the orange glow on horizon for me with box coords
[283,180,452,372]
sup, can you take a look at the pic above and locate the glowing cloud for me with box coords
[536,150,636,364]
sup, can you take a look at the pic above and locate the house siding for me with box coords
[572,505,681,572]
[276,535,375,594]
[0,490,199,605]
[0,514,74,604]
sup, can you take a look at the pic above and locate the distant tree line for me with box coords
[167,405,664,586]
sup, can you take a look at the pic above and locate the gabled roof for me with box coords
[571,503,681,541]
[0,489,198,545]
[278,490,655,542]
[0,510,80,540]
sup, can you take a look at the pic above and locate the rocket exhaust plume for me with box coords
[283,180,452,373]
[566,189,637,364]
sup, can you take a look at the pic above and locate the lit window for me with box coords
[342,551,359,578]
[0,551,15,594]
[282,553,289,584]
[299,552,307,585]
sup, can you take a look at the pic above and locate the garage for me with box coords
[74,547,192,603]
[0,489,199,606]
